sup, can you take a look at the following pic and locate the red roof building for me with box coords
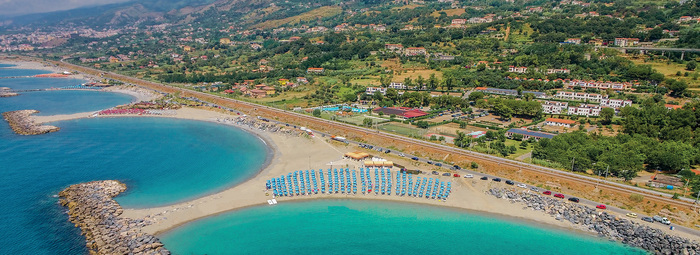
[373,107,428,119]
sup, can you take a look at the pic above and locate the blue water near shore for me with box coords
[0,64,51,77]
[0,90,134,115]
[0,66,269,254]
[162,200,647,255]
[1,77,87,90]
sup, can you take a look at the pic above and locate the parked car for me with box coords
[385,150,391,153]
[480,176,488,180]
[399,153,405,157]
[641,216,654,223]
[453,165,461,170]
[568,197,580,203]
[427,161,433,165]
[505,180,515,185]
[435,163,442,167]
[626,213,637,218]
[442,173,451,176]
[543,191,552,195]
[431,171,439,175]
[653,216,671,225]
[411,157,419,160]
[492,178,501,182]
[517,184,527,188]
[453,174,460,177]
[464,174,474,178]
[596,205,607,210]
[530,186,539,192]
[554,193,565,199]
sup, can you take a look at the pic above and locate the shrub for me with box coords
[630,194,644,203]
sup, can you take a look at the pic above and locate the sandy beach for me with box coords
[5,59,699,246]
[99,110,696,243]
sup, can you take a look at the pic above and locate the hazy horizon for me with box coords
[0,0,130,16]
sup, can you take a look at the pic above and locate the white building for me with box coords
[541,101,569,114]
[366,87,387,95]
[545,118,577,128]
[389,82,406,89]
[556,91,607,102]
[600,98,632,109]
[567,104,601,117]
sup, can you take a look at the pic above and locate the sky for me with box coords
[0,0,130,16]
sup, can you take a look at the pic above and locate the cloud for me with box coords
[0,0,131,16]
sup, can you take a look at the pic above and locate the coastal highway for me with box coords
[52,60,700,212]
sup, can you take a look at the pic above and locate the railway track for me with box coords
[54,60,698,210]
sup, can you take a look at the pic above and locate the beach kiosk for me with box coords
[345,152,370,161]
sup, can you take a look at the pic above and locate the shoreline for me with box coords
[5,60,698,252]
[23,104,700,245]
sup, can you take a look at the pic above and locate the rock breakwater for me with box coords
[0,87,17,97]
[59,181,170,255]
[2,110,59,135]
[488,188,700,255]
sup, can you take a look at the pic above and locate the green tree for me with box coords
[687,61,697,71]
[667,80,688,97]
[363,118,373,127]
[313,109,322,117]
[600,107,615,124]
[416,121,430,129]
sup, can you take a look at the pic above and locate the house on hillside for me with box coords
[545,118,576,128]
[567,104,601,116]
[614,38,639,47]
[404,47,427,56]
[665,104,683,110]
[541,101,568,114]
[600,98,632,109]
[385,44,404,52]
[506,128,556,141]
[307,68,325,74]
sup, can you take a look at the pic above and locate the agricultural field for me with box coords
[629,58,700,88]
[254,6,343,29]
[430,8,465,17]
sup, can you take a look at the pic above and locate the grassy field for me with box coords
[338,115,389,126]
[351,77,380,86]
[629,58,700,88]
[378,123,427,137]
[392,4,423,10]
[430,8,465,17]
[254,6,343,29]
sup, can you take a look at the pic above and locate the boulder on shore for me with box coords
[2,110,59,135]
[59,180,170,255]
[487,188,700,255]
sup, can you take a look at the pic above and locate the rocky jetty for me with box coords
[2,110,59,135]
[59,181,170,255]
[488,188,700,255]
[0,87,17,97]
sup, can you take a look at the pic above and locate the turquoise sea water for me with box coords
[0,64,52,77]
[0,67,269,254]
[1,77,87,90]
[0,90,134,115]
[162,200,647,255]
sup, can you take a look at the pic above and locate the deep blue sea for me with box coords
[0,64,646,255]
